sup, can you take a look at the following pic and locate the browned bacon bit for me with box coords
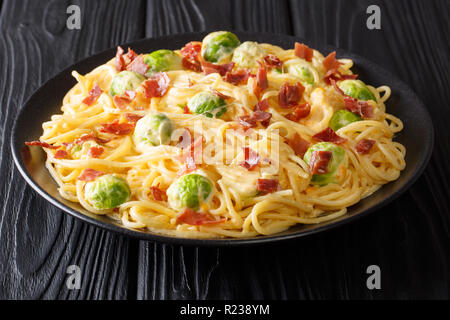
[182,57,203,72]
[263,54,283,68]
[294,42,314,62]
[142,72,170,98]
[126,54,149,75]
[54,149,68,159]
[309,151,332,174]
[177,135,203,176]
[113,90,136,109]
[225,69,251,85]
[312,127,347,144]
[323,51,341,73]
[255,99,270,111]
[99,120,135,135]
[124,113,144,123]
[115,46,126,71]
[74,134,110,145]
[87,146,104,158]
[125,47,138,62]
[288,133,311,158]
[150,184,167,201]
[240,147,260,171]
[322,52,357,84]
[211,88,232,100]
[238,109,272,128]
[278,82,305,108]
[82,84,102,106]
[183,105,191,114]
[356,139,376,154]
[181,41,202,61]
[256,179,280,194]
[25,141,60,149]
[254,64,268,98]
[284,103,311,122]
[201,61,234,76]
[177,208,225,226]
[77,168,105,182]
[344,96,373,119]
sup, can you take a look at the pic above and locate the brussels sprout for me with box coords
[84,174,131,209]
[133,112,174,146]
[167,173,214,211]
[337,80,376,102]
[201,31,240,63]
[109,71,145,96]
[329,109,362,131]
[143,49,182,74]
[231,41,267,69]
[284,59,315,85]
[303,142,348,186]
[187,92,227,118]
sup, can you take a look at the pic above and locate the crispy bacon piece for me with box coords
[322,52,358,84]
[309,151,332,174]
[356,139,376,154]
[54,149,68,159]
[142,72,170,98]
[284,103,311,122]
[323,51,341,73]
[312,127,347,144]
[331,79,373,119]
[181,41,202,61]
[82,84,102,106]
[125,47,138,62]
[240,147,260,170]
[295,42,314,62]
[113,90,136,109]
[177,135,203,176]
[238,110,272,128]
[255,99,270,111]
[263,54,283,68]
[74,134,110,145]
[278,82,305,108]
[99,120,135,135]
[150,184,167,201]
[254,64,268,97]
[25,141,60,149]
[225,69,251,85]
[126,54,149,75]
[87,146,104,158]
[201,61,234,76]
[256,179,280,194]
[288,133,310,158]
[182,58,202,72]
[115,46,126,71]
[124,113,144,123]
[177,208,225,226]
[77,168,105,182]
[183,105,191,114]
[211,88,232,100]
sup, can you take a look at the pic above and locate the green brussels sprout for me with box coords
[187,92,227,118]
[109,71,145,96]
[303,142,348,186]
[329,109,362,131]
[337,80,376,102]
[143,49,182,74]
[133,112,174,147]
[84,174,131,210]
[285,59,315,85]
[167,173,214,211]
[201,31,240,63]
[231,41,267,69]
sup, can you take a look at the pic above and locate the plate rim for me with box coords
[10,31,435,246]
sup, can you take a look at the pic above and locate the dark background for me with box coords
[0,0,448,299]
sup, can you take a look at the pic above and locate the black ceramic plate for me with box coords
[11,31,434,246]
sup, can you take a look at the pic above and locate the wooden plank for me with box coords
[0,0,146,299]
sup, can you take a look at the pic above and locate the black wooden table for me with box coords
[0,0,448,300]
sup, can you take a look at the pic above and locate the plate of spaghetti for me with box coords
[11,31,433,245]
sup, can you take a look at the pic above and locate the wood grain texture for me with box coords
[0,0,449,300]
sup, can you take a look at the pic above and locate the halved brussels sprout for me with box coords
[187,92,227,118]
[329,109,362,131]
[337,80,376,101]
[167,173,214,211]
[133,112,174,147]
[303,142,348,186]
[143,49,182,75]
[231,41,267,69]
[201,31,240,63]
[284,58,315,85]
[84,174,131,210]
[109,71,145,96]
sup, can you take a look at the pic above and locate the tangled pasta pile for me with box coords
[27,31,406,238]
